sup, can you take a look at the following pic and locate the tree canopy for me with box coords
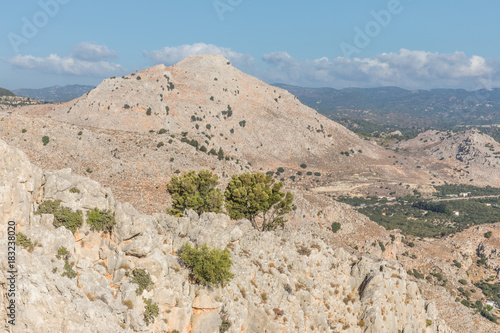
[224,172,293,231]
[167,170,223,215]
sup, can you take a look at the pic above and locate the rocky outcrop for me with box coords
[396,129,500,186]
[0,139,452,332]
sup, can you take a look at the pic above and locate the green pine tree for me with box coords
[167,170,223,215]
[224,173,293,231]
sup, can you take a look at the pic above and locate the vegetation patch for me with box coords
[130,269,153,295]
[224,173,293,231]
[15,232,33,248]
[180,243,234,287]
[35,200,83,233]
[143,298,159,326]
[86,208,115,232]
[167,170,223,215]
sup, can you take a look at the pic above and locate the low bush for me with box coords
[62,260,77,279]
[331,222,341,233]
[143,298,159,326]
[130,269,153,295]
[56,246,68,260]
[35,200,83,233]
[42,136,50,146]
[16,232,33,248]
[69,187,80,194]
[180,243,234,287]
[86,208,115,232]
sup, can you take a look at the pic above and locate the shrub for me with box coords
[331,222,341,233]
[306,171,313,176]
[458,279,468,285]
[180,243,234,287]
[217,147,224,160]
[86,208,115,232]
[485,231,493,239]
[131,269,153,295]
[16,232,33,248]
[56,246,68,260]
[158,128,167,134]
[62,260,77,279]
[277,167,285,173]
[199,145,207,153]
[78,131,83,135]
[219,320,231,333]
[224,173,293,231]
[300,164,307,169]
[314,172,321,176]
[124,104,130,109]
[42,136,50,146]
[453,260,462,268]
[22,128,27,133]
[143,298,159,326]
[157,141,164,148]
[35,200,83,233]
[69,187,80,194]
[146,107,152,116]
[167,170,223,215]
[239,120,246,127]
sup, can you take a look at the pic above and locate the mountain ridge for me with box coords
[14,84,95,103]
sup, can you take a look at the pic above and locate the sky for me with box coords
[1,0,500,90]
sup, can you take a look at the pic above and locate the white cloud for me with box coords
[260,49,498,90]
[6,53,125,77]
[143,43,254,68]
[73,42,117,61]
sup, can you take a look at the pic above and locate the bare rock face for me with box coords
[0,139,453,332]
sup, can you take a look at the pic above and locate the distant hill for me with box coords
[274,84,500,141]
[13,84,94,102]
[0,87,15,97]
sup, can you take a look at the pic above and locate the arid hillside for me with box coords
[395,129,500,186]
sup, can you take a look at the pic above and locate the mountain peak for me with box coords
[174,53,232,69]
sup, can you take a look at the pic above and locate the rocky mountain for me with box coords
[395,129,500,186]
[0,138,454,332]
[18,55,433,197]
[14,85,94,103]
[1,54,500,332]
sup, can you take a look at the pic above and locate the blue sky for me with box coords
[1,0,500,90]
